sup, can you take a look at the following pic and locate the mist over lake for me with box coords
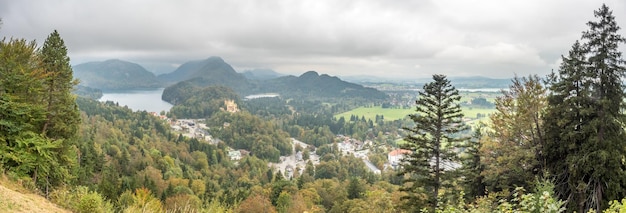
[99,88,172,113]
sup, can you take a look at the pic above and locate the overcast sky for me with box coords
[1,0,625,79]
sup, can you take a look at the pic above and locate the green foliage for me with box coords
[208,111,292,162]
[603,199,626,213]
[0,31,80,193]
[123,187,163,213]
[480,75,546,193]
[50,186,114,213]
[436,180,565,213]
[399,74,469,212]
[164,84,240,118]
[459,124,486,200]
[38,30,81,189]
[347,177,366,199]
[544,4,626,212]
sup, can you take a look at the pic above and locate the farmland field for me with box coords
[335,106,413,121]
[335,106,496,122]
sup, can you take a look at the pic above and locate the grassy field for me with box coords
[335,106,496,123]
[335,106,413,121]
[335,90,501,123]
[459,91,500,103]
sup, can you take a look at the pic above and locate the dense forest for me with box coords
[1,4,626,213]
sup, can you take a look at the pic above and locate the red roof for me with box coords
[389,149,411,156]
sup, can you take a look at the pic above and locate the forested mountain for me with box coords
[259,71,388,100]
[157,57,247,84]
[159,58,388,102]
[73,59,163,90]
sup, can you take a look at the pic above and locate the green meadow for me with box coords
[335,106,496,122]
[335,106,413,121]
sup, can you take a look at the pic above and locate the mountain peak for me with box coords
[157,56,241,84]
[203,56,225,63]
[103,58,124,63]
[300,71,319,79]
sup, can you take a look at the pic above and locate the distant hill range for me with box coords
[241,69,286,80]
[157,57,387,102]
[448,76,512,89]
[73,59,163,90]
[344,75,512,89]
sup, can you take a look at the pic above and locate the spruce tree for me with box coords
[38,30,81,188]
[460,124,485,200]
[544,4,626,212]
[399,74,468,212]
[40,30,80,140]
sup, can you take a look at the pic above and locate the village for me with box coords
[149,99,414,179]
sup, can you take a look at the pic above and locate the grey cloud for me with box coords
[1,0,625,79]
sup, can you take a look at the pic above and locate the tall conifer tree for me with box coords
[399,74,468,212]
[40,30,80,140]
[38,30,81,188]
[544,4,626,212]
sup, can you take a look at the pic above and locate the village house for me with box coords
[388,149,412,167]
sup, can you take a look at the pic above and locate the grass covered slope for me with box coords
[0,176,69,213]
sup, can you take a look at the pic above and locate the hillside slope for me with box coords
[0,178,69,213]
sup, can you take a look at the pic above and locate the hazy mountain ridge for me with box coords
[346,75,512,89]
[73,59,163,90]
[448,76,512,88]
[241,68,286,80]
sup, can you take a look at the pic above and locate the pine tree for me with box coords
[460,124,486,200]
[544,4,626,212]
[347,177,365,199]
[38,30,81,188]
[40,30,80,139]
[398,74,468,212]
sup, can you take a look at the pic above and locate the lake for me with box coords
[244,93,280,100]
[99,88,173,113]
